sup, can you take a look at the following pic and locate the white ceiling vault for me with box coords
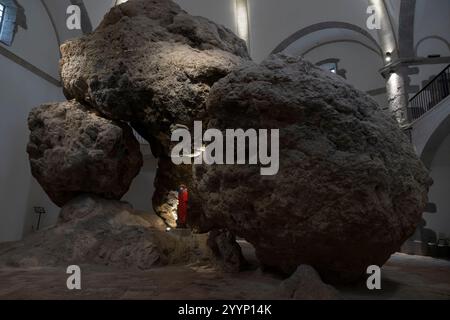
[38,0,388,58]
[36,0,449,62]
[39,0,114,46]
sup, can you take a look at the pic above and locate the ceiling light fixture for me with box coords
[385,52,392,63]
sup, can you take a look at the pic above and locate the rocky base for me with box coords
[0,195,209,269]
[277,265,341,300]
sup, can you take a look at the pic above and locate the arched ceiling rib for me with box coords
[39,0,91,48]
[281,27,384,60]
[271,21,383,56]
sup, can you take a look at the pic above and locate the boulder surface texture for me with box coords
[193,54,432,283]
[60,0,250,157]
[59,0,250,224]
[27,101,143,207]
[26,0,431,284]
[0,195,207,269]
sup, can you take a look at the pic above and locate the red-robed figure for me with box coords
[177,185,188,228]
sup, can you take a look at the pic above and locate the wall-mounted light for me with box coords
[235,0,250,47]
[385,52,392,63]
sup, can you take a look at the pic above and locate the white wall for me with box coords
[247,0,377,62]
[42,0,83,44]
[81,0,237,33]
[410,96,450,239]
[83,0,115,30]
[175,0,236,32]
[384,0,400,40]
[301,41,387,106]
[414,0,450,48]
[409,0,450,98]
[4,0,61,78]
[425,133,450,239]
[0,60,63,242]
[0,1,64,242]
[409,0,450,242]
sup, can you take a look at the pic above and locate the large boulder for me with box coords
[60,0,250,157]
[27,100,143,206]
[59,0,250,225]
[193,54,432,283]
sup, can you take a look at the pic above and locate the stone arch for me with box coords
[415,36,450,56]
[420,110,450,168]
[271,21,383,56]
[39,0,92,57]
[40,0,93,49]
[40,0,61,48]
[301,39,384,62]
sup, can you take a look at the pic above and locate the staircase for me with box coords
[408,64,450,122]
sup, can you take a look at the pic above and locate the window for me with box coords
[316,58,346,79]
[0,1,18,46]
[319,62,338,74]
[0,3,5,30]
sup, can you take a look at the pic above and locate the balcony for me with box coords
[408,64,450,122]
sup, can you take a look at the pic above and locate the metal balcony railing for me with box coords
[408,64,450,122]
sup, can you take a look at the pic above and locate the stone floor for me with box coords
[0,248,449,300]
[338,253,450,300]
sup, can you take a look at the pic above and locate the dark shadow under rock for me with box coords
[277,265,340,300]
[207,229,248,273]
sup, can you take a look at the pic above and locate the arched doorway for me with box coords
[418,106,450,239]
